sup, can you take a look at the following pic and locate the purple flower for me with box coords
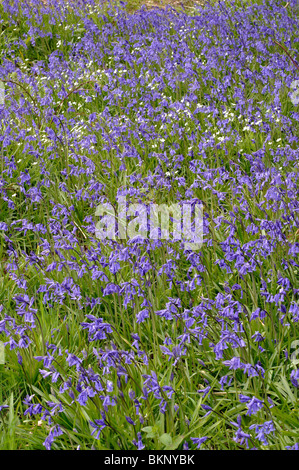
[183,441,189,450]
[136,308,149,323]
[43,425,63,450]
[240,395,264,416]
[190,436,209,449]
[125,416,136,426]
[290,369,299,388]
[286,443,299,450]
[249,421,275,446]
[223,357,245,370]
[90,417,107,439]
[197,385,211,398]
[231,415,251,449]
[132,432,145,450]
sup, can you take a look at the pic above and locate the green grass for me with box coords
[0,0,298,451]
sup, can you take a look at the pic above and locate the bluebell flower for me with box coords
[190,436,209,449]
[286,443,299,450]
[90,417,106,439]
[132,432,144,450]
[249,420,275,446]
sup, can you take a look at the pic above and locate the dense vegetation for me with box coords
[0,0,299,450]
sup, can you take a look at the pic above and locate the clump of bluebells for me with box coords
[0,0,298,450]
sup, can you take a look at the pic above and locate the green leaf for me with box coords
[142,426,156,438]
[165,435,185,450]
[159,433,172,447]
[157,415,164,434]
[141,426,153,434]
